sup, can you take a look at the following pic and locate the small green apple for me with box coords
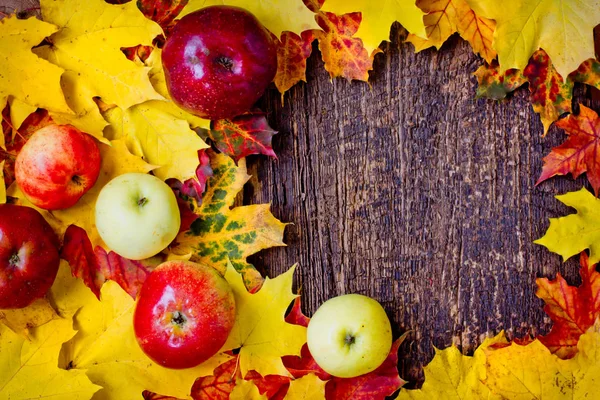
[307,294,392,378]
[95,173,181,260]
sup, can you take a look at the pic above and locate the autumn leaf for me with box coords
[535,187,600,264]
[535,252,600,359]
[222,263,306,377]
[407,0,496,63]
[60,225,161,299]
[104,100,209,182]
[321,0,426,54]
[35,0,164,110]
[143,391,185,400]
[475,54,600,134]
[61,279,230,399]
[274,31,315,96]
[208,112,278,162]
[0,318,101,399]
[8,97,38,131]
[9,140,155,250]
[397,333,507,399]
[0,15,72,127]
[286,374,326,400]
[537,105,600,194]
[180,0,319,38]
[244,371,291,400]
[191,357,239,400]
[466,0,600,78]
[137,0,188,31]
[169,149,214,206]
[0,160,5,204]
[0,297,57,337]
[313,11,379,81]
[168,151,286,290]
[483,324,600,398]
[230,380,267,400]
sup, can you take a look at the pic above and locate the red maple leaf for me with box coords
[283,298,406,399]
[244,371,291,400]
[191,358,240,400]
[537,105,600,195]
[208,111,278,162]
[60,225,160,299]
[536,252,600,358]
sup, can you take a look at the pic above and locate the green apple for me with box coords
[307,294,392,378]
[95,173,181,260]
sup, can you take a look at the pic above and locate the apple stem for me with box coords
[138,197,148,207]
[215,56,234,72]
[345,333,356,346]
[171,311,187,326]
[8,253,19,267]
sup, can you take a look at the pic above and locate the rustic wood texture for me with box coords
[247,25,600,384]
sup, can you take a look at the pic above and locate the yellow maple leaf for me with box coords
[0,318,101,399]
[484,324,600,398]
[321,0,427,54]
[230,380,267,400]
[0,15,72,126]
[8,97,37,131]
[168,152,286,289]
[407,0,496,64]
[466,0,600,77]
[535,187,600,264]
[0,297,57,338]
[397,333,506,399]
[222,263,306,377]
[104,101,208,182]
[8,140,155,249]
[35,0,164,110]
[62,279,230,399]
[286,373,327,400]
[180,0,319,38]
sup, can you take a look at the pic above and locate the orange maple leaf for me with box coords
[274,31,315,97]
[536,252,600,358]
[537,105,600,195]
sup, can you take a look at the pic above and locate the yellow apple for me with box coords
[95,173,181,260]
[307,294,393,378]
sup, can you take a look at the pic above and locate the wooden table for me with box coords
[247,25,600,383]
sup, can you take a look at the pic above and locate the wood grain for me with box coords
[246,25,600,384]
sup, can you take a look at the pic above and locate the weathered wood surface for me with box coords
[247,25,600,384]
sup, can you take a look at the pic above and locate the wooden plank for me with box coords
[246,26,599,383]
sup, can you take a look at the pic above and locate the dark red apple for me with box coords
[133,260,236,369]
[0,204,60,309]
[15,124,101,210]
[162,6,278,120]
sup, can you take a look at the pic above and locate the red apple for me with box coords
[162,6,278,120]
[15,124,101,210]
[133,260,236,369]
[0,204,60,309]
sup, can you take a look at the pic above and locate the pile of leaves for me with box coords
[1,0,600,398]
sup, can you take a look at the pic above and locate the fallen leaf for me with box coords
[536,187,600,264]
[0,15,72,126]
[397,333,506,399]
[536,252,600,358]
[537,105,600,194]
[222,263,306,377]
[137,0,188,31]
[321,0,426,54]
[208,112,278,162]
[143,391,185,400]
[230,379,267,400]
[274,31,315,97]
[8,97,37,131]
[62,279,230,399]
[60,225,161,299]
[104,100,209,182]
[0,160,4,204]
[9,140,155,249]
[35,0,164,110]
[483,324,600,398]
[191,358,240,400]
[180,0,319,38]
[244,371,291,400]
[466,0,600,78]
[0,297,57,337]
[286,374,326,400]
[407,0,496,63]
[168,151,286,290]
[0,318,100,399]
[169,149,214,206]
[473,62,526,100]
[313,11,379,81]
